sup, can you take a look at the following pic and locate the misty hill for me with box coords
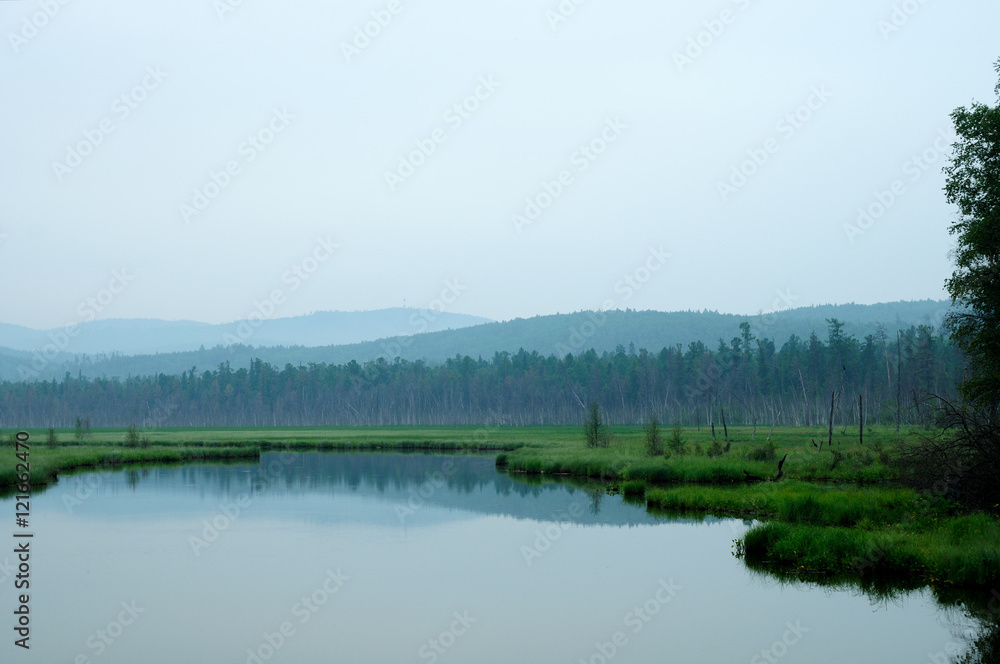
[0,308,492,357]
[1,300,953,382]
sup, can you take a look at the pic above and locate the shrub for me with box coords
[125,424,141,448]
[667,422,686,455]
[746,440,777,462]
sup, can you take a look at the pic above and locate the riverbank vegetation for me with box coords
[3,422,997,588]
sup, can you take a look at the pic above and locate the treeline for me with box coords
[0,320,964,429]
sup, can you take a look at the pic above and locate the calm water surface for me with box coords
[0,453,979,663]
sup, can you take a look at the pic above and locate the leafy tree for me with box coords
[943,57,1000,410]
[46,428,58,448]
[897,59,1000,512]
[584,402,609,448]
[125,423,141,448]
[667,422,686,455]
[644,415,663,456]
[75,416,85,443]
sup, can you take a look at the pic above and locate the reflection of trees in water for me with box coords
[740,563,1000,663]
[589,490,603,515]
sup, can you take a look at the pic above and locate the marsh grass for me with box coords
[4,423,994,587]
[0,445,258,496]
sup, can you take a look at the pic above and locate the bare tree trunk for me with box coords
[798,369,810,427]
[828,391,835,448]
[720,406,728,442]
[767,410,781,442]
[859,394,864,445]
[896,330,902,434]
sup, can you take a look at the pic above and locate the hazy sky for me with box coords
[2,0,998,330]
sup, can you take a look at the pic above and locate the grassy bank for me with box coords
[3,424,997,587]
[495,423,1000,588]
[0,425,529,492]
[499,424,900,483]
[0,444,259,494]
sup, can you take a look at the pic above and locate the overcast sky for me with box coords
[1,0,998,330]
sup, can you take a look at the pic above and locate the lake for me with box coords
[1,453,983,663]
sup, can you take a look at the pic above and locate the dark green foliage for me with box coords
[46,428,58,448]
[895,401,1000,511]
[644,416,663,456]
[667,422,686,455]
[124,423,140,448]
[621,480,646,497]
[585,402,610,448]
[746,440,777,462]
[943,58,1000,409]
[706,440,724,458]
[0,320,965,429]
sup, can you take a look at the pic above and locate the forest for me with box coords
[0,318,963,430]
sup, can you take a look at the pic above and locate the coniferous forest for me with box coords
[0,319,963,430]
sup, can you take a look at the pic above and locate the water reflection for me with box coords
[0,452,991,664]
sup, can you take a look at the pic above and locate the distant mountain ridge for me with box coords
[0,308,493,356]
[0,300,953,382]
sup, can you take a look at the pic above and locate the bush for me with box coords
[667,422,686,455]
[706,440,724,458]
[894,400,1000,511]
[746,440,777,462]
[125,424,141,448]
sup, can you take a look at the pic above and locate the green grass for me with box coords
[645,481,919,527]
[738,513,1000,587]
[3,423,996,588]
[0,444,258,494]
